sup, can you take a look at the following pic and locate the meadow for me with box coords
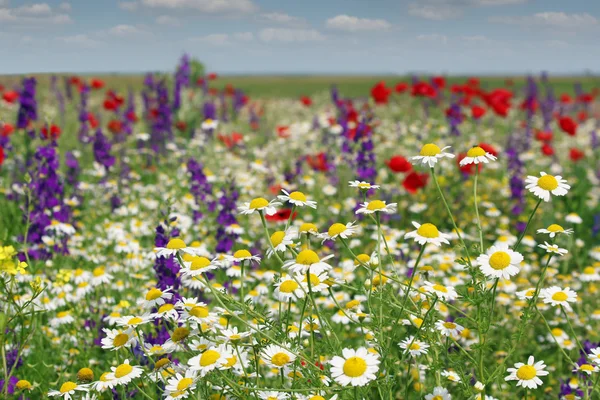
[0,57,599,400]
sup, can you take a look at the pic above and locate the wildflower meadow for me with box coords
[1,56,600,400]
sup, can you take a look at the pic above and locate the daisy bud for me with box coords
[77,367,94,382]
[16,379,33,391]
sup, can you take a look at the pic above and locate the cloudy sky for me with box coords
[1,0,599,75]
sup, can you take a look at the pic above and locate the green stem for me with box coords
[514,198,542,251]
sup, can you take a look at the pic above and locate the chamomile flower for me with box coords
[179,254,221,277]
[261,344,297,369]
[540,286,577,308]
[399,336,430,356]
[411,143,455,168]
[404,222,451,247]
[117,314,153,328]
[154,238,194,258]
[48,381,89,399]
[267,229,297,258]
[588,347,600,365]
[425,387,452,400]
[422,281,458,301]
[476,245,523,280]
[226,249,261,264]
[525,172,570,202]
[238,197,282,216]
[283,249,333,275]
[273,275,307,301]
[164,369,198,399]
[537,224,574,238]
[218,327,251,343]
[101,328,137,351]
[441,370,461,383]
[355,200,397,215]
[106,359,143,386]
[258,391,289,400]
[348,181,380,190]
[505,355,549,389]
[329,347,380,387]
[278,189,317,208]
[201,118,218,130]
[573,364,598,375]
[319,222,358,242]
[539,242,568,256]
[139,287,173,308]
[435,320,464,337]
[566,213,583,224]
[188,345,232,377]
[459,146,497,166]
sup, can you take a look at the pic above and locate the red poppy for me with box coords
[276,125,290,138]
[218,132,244,149]
[87,113,99,129]
[300,96,312,107]
[306,152,328,172]
[41,124,61,139]
[103,99,117,111]
[126,111,138,123]
[69,76,81,86]
[432,76,446,89]
[457,153,482,175]
[577,111,588,123]
[395,83,408,93]
[2,90,19,103]
[411,81,436,98]
[225,84,235,96]
[403,171,429,193]
[207,72,218,80]
[560,94,572,104]
[107,119,123,134]
[0,146,4,166]
[370,81,392,104]
[265,208,297,223]
[1,123,14,137]
[90,79,105,90]
[520,98,538,113]
[471,105,486,120]
[558,116,577,136]
[175,121,187,132]
[535,130,553,142]
[541,143,554,156]
[569,148,584,161]
[483,89,512,117]
[478,142,498,157]
[467,77,480,87]
[386,155,412,173]
[578,93,594,104]
[196,78,205,86]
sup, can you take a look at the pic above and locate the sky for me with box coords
[1,0,599,75]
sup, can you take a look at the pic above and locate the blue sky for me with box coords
[1,0,599,75]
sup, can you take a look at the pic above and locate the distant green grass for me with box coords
[2,73,599,98]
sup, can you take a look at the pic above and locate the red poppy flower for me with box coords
[569,148,584,161]
[2,90,19,103]
[432,76,446,89]
[276,126,290,138]
[90,79,105,90]
[107,119,123,134]
[126,111,138,123]
[541,143,554,156]
[218,132,244,149]
[306,152,328,172]
[577,111,588,123]
[403,171,429,193]
[87,113,99,129]
[535,130,553,142]
[558,116,577,136]
[370,81,392,104]
[103,99,117,111]
[175,121,187,132]
[196,78,205,86]
[300,96,312,107]
[471,105,486,120]
[412,81,436,98]
[478,142,498,157]
[0,146,4,166]
[265,208,297,223]
[207,73,218,80]
[1,123,14,137]
[395,83,408,93]
[41,124,61,139]
[386,155,412,173]
[578,93,594,104]
[69,76,81,86]
[467,77,480,87]
[0,84,4,92]
[560,94,572,104]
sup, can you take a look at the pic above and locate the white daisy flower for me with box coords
[319,222,359,242]
[441,370,461,383]
[106,359,143,387]
[154,238,194,258]
[179,254,221,277]
[404,221,451,247]
[188,345,232,377]
[355,200,397,215]
[422,281,458,301]
[138,287,173,308]
[201,118,218,131]
[238,197,282,216]
[399,336,430,357]
[258,391,289,400]
[100,328,137,351]
[116,314,153,328]
[277,189,317,208]
[283,249,333,275]
[588,347,600,365]
[218,327,251,343]
[476,244,523,280]
[565,213,583,224]
[425,387,452,400]
[411,143,455,168]
[261,344,297,369]
[459,146,497,166]
[525,172,570,202]
[504,355,549,389]
[538,242,568,256]
[226,249,261,265]
[573,364,598,375]
[164,369,198,399]
[348,181,380,190]
[329,347,380,387]
[540,286,577,309]
[48,382,89,399]
[435,320,464,338]
[273,275,307,302]
[266,229,297,258]
[536,224,574,238]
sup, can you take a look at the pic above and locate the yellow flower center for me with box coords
[489,251,511,270]
[358,182,371,189]
[171,327,190,343]
[60,381,77,393]
[229,334,241,340]
[516,365,537,380]
[467,146,486,158]
[158,304,174,313]
[547,224,564,233]
[346,300,360,309]
[113,333,129,347]
[343,356,368,377]
[584,267,596,275]
[271,231,286,247]
[190,306,209,318]
[537,175,559,191]
[249,198,269,209]
[272,352,291,366]
[296,249,320,265]
[525,289,535,297]
[581,364,595,372]
[299,223,317,233]
[304,273,321,286]
[551,328,564,336]
[443,322,457,329]
[432,396,443,400]
[57,311,70,318]
[16,380,32,390]
[145,288,163,301]
[280,280,299,293]
[177,377,194,391]
[289,191,307,202]
[127,317,143,325]
[200,350,221,367]
[114,363,133,378]
[310,396,326,400]
[328,223,347,237]
[432,284,448,293]
[166,238,186,250]
[416,223,439,238]
[189,256,211,270]
[552,292,568,302]
[420,143,442,156]
[224,355,237,368]
[93,267,105,277]
[233,249,251,259]
[366,200,386,211]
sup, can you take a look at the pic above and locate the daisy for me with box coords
[165,370,198,399]
[267,229,297,258]
[188,345,232,377]
[154,238,194,258]
[425,387,452,400]
[100,328,137,351]
[238,197,282,216]
[355,200,397,215]
[566,213,583,224]
[435,320,464,338]
[525,172,570,202]
[283,249,333,275]
[588,347,600,365]
[48,382,89,399]
[411,143,455,168]
[218,327,251,343]
[540,286,577,309]
[226,249,261,265]
[117,314,153,328]
[92,373,115,392]
[399,336,430,357]
[573,364,598,375]
[460,146,497,166]
[505,355,549,389]
[348,181,380,191]
[258,391,289,400]
[273,275,307,302]
[201,118,218,131]
[404,222,451,247]
[278,189,317,208]
[179,254,221,277]
[441,370,461,383]
[319,222,358,242]
[580,266,600,282]
[476,245,523,280]
[422,281,458,301]
[106,359,143,386]
[139,287,173,308]
[261,344,297,369]
[329,347,380,387]
[539,242,568,256]
[536,224,574,238]
[302,271,330,293]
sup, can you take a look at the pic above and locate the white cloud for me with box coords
[473,0,527,4]
[232,31,253,41]
[408,4,461,20]
[258,28,325,42]
[490,12,598,29]
[0,2,72,24]
[16,3,52,16]
[156,15,180,25]
[59,34,103,48]
[107,24,150,37]
[118,1,139,11]
[59,2,72,11]
[416,33,448,44]
[260,12,304,26]
[189,31,253,45]
[140,0,256,13]
[325,14,391,31]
